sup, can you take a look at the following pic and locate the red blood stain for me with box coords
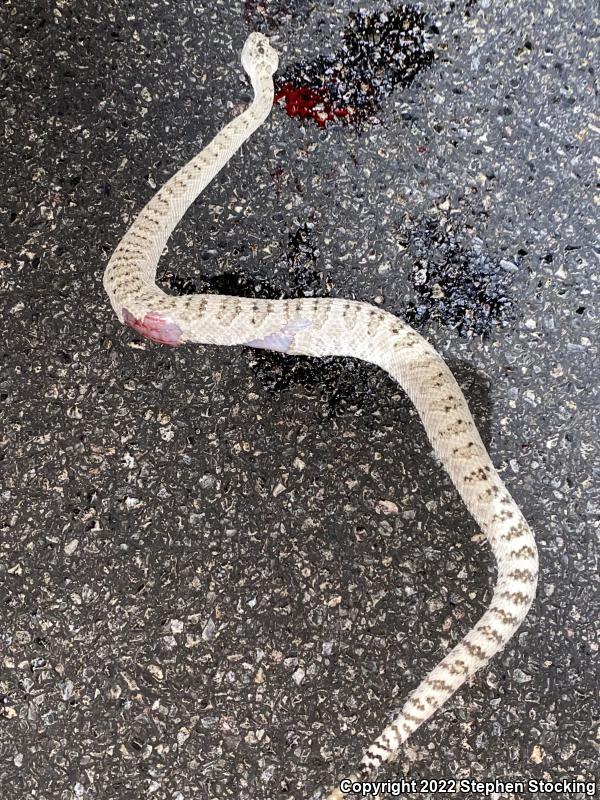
[122,308,182,346]
[274,84,350,127]
[273,5,433,129]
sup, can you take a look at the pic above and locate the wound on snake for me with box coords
[245,318,312,353]
[123,308,183,346]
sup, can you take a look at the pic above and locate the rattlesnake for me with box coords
[103,32,538,799]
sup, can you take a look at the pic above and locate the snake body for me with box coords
[104,33,538,798]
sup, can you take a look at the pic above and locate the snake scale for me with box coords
[104,33,538,798]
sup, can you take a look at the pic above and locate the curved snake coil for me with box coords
[104,33,538,799]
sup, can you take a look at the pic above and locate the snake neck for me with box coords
[103,67,275,321]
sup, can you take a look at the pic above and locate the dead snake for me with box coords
[103,32,538,799]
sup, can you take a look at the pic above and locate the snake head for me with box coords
[241,32,279,77]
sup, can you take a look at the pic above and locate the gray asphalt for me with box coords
[1,1,598,798]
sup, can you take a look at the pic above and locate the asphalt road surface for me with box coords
[1,1,598,798]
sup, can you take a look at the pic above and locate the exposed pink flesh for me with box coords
[122,308,182,346]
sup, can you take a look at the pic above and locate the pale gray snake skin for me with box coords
[104,33,539,799]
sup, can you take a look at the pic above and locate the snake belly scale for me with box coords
[103,33,538,798]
